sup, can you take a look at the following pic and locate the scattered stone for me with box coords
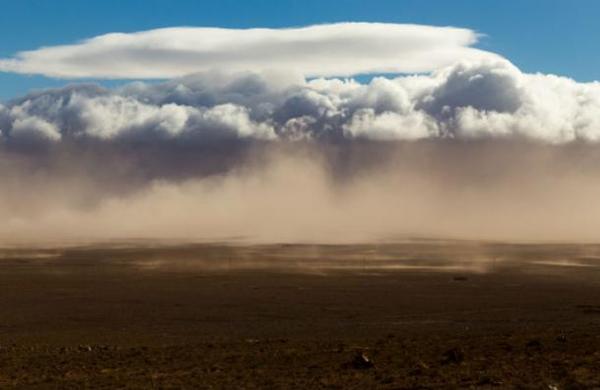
[410,360,430,376]
[526,339,543,350]
[208,364,223,373]
[347,351,375,369]
[478,375,503,386]
[78,345,92,352]
[441,347,464,365]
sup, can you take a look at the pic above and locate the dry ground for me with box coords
[0,241,599,389]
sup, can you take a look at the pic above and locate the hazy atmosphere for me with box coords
[2,32,600,244]
[2,3,600,389]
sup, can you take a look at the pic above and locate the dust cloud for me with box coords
[2,140,600,246]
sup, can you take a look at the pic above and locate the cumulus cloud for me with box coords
[2,58,600,145]
[2,54,600,244]
[343,109,438,140]
[0,23,498,79]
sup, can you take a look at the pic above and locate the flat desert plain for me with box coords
[0,241,599,389]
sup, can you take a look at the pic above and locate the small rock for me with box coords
[410,360,430,376]
[78,345,92,352]
[209,364,223,373]
[478,375,503,386]
[441,348,464,365]
[526,339,543,349]
[348,351,375,369]
[453,276,468,281]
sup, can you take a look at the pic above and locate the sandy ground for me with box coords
[0,241,599,389]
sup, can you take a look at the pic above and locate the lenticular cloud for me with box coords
[0,23,495,79]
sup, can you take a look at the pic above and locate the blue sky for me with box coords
[0,0,597,100]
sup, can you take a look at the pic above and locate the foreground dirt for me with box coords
[0,242,599,389]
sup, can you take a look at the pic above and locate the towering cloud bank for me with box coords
[1,59,600,145]
[1,24,600,244]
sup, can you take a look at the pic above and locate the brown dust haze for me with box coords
[1,140,600,246]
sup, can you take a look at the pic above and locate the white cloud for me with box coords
[0,23,498,79]
[68,94,192,139]
[11,116,61,142]
[2,58,600,145]
[344,108,438,140]
[187,104,276,139]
